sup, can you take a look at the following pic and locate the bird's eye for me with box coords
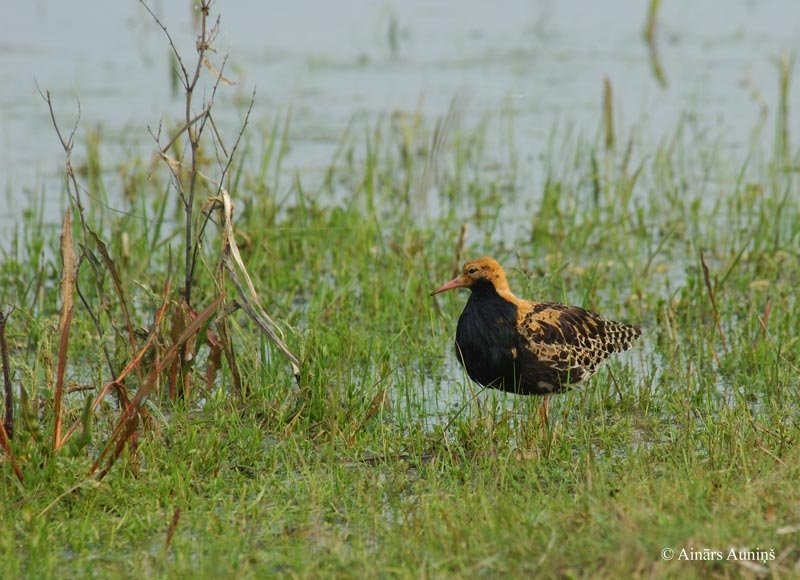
[467,267,478,275]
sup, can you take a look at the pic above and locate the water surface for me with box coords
[2,1,797,228]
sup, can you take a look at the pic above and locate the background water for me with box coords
[2,0,798,229]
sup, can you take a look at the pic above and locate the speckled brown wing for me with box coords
[516,302,641,391]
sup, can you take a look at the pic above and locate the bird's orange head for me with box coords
[431,257,511,295]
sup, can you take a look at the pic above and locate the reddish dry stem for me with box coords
[91,294,224,478]
[1,311,13,440]
[163,507,181,554]
[53,209,77,452]
[60,275,172,447]
[0,420,23,482]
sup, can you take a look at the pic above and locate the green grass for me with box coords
[2,86,800,578]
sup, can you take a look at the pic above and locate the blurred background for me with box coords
[2,0,797,227]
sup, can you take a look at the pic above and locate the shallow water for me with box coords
[2,0,798,231]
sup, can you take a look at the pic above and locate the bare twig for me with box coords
[190,88,256,288]
[37,86,90,234]
[207,112,229,158]
[138,1,190,89]
[194,53,229,152]
[157,102,213,156]
[140,0,215,307]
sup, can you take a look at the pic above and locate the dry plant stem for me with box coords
[40,88,144,385]
[216,316,243,397]
[152,149,300,387]
[158,103,213,156]
[219,192,302,383]
[91,293,225,479]
[163,507,181,555]
[0,420,23,482]
[60,271,173,447]
[0,310,13,439]
[757,298,772,343]
[700,250,728,358]
[53,209,78,452]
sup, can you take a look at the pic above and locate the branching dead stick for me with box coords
[219,192,301,383]
[139,0,214,306]
[215,88,255,197]
[194,54,229,150]
[158,103,213,156]
[190,89,256,288]
[138,1,190,87]
[0,310,13,440]
[207,112,229,158]
[182,1,213,307]
[36,85,89,235]
[185,56,237,286]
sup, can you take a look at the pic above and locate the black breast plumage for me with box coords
[454,279,520,392]
[454,280,592,396]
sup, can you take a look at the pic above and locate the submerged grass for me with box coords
[2,14,800,579]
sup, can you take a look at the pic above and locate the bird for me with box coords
[432,257,641,421]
